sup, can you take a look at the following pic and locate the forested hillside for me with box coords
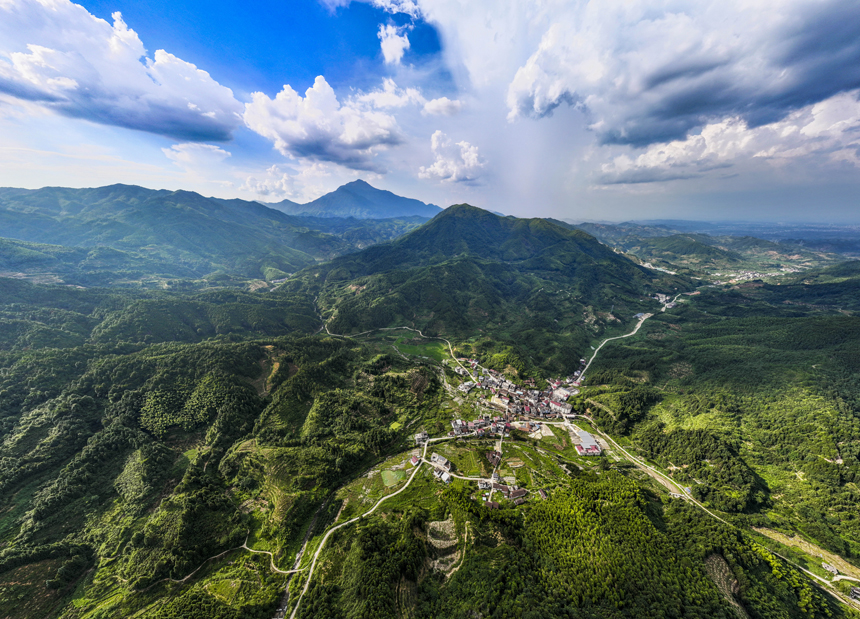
[0,184,429,285]
[1,203,859,618]
[283,204,689,375]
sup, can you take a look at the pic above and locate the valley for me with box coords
[1,188,860,618]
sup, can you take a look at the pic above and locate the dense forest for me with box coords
[1,205,860,618]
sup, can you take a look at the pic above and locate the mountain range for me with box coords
[2,183,860,619]
[0,182,432,284]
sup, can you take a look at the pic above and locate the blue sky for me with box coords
[1,0,859,221]
[77,0,443,95]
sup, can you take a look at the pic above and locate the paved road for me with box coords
[566,410,860,610]
[579,313,652,382]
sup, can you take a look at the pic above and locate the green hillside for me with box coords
[285,204,688,375]
[1,199,860,619]
[0,185,434,285]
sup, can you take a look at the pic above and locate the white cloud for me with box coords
[163,143,231,171]
[378,23,410,65]
[597,90,860,184]
[356,78,461,115]
[422,96,461,116]
[244,76,401,172]
[498,0,860,147]
[0,1,242,141]
[356,77,424,108]
[241,162,364,203]
[419,129,484,182]
[371,0,422,18]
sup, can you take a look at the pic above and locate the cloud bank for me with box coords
[0,0,242,141]
[498,0,860,148]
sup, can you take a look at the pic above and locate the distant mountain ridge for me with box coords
[0,183,433,284]
[268,179,441,219]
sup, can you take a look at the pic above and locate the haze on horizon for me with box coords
[1,0,859,223]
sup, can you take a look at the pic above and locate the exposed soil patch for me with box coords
[704,554,750,619]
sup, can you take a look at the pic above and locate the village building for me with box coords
[458,381,476,394]
[410,455,419,466]
[414,431,429,445]
[514,497,526,505]
[509,488,528,499]
[538,489,548,499]
[549,400,572,414]
[430,453,452,470]
[552,387,572,401]
[575,431,602,456]
[485,501,499,509]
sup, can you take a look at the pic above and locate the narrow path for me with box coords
[241,537,304,575]
[833,575,860,583]
[288,434,463,619]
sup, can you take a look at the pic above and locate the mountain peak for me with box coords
[268,180,442,220]
[344,179,373,188]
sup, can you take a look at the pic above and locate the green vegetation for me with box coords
[288,204,688,375]
[573,221,842,279]
[2,202,860,618]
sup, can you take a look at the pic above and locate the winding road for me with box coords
[294,294,860,613]
[287,433,468,619]
[579,312,652,383]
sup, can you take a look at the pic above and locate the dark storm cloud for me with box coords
[509,0,860,148]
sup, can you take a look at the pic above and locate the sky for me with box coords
[1,0,859,222]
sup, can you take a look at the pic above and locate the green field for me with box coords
[381,470,405,487]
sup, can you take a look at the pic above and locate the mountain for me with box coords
[0,184,429,285]
[283,204,688,375]
[0,184,353,280]
[2,199,858,619]
[269,179,442,219]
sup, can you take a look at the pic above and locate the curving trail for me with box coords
[288,434,464,619]
[242,537,304,575]
[579,313,652,383]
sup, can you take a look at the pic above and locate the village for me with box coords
[401,353,606,510]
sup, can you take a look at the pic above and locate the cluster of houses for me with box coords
[429,453,453,484]
[448,416,512,438]
[478,479,529,504]
[453,357,586,417]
